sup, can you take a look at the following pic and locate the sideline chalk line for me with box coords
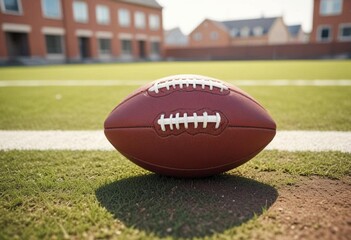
[0,79,350,87]
[0,130,350,153]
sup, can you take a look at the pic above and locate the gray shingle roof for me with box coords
[119,0,162,9]
[221,17,277,37]
[288,25,302,36]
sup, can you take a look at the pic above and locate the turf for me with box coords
[0,150,350,239]
[0,60,350,80]
[0,86,350,130]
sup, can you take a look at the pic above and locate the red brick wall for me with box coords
[311,0,351,43]
[0,0,163,61]
[189,19,230,48]
[165,42,351,60]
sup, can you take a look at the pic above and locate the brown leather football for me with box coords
[104,74,276,177]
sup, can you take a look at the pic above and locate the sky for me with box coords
[157,0,313,34]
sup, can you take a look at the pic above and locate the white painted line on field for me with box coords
[0,130,350,153]
[0,79,350,87]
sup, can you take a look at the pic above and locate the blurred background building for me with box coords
[0,0,163,64]
[0,0,350,64]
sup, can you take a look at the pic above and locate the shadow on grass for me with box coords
[95,174,277,238]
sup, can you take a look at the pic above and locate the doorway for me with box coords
[5,32,30,57]
[138,40,146,59]
[78,37,90,59]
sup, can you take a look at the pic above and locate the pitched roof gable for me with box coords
[221,17,278,37]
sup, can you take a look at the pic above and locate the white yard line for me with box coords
[0,130,350,153]
[0,79,350,87]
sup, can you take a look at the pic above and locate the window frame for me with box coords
[338,23,351,41]
[320,0,343,16]
[45,34,65,58]
[317,25,333,42]
[193,32,202,41]
[118,8,131,27]
[253,26,264,36]
[240,27,250,38]
[0,0,23,15]
[150,41,160,55]
[98,38,112,55]
[96,4,110,25]
[41,0,62,20]
[210,31,218,40]
[121,39,133,55]
[134,11,146,29]
[73,0,89,23]
[149,14,160,31]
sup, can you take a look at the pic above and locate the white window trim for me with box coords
[96,31,113,38]
[320,0,343,16]
[75,29,93,37]
[135,34,147,40]
[96,4,110,25]
[118,8,130,27]
[0,0,23,15]
[42,27,65,35]
[2,23,31,32]
[120,39,133,57]
[317,25,333,42]
[41,0,62,20]
[118,33,133,40]
[338,23,351,41]
[73,1,88,23]
[193,32,202,41]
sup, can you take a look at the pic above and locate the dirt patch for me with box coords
[261,177,351,240]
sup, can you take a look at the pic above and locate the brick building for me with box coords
[0,0,163,64]
[310,0,351,43]
[188,17,306,48]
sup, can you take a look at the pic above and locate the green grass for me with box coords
[0,150,350,239]
[0,86,350,130]
[0,60,350,80]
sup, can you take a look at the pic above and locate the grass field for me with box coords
[1,150,350,239]
[0,60,350,240]
[0,60,350,80]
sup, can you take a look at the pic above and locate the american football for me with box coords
[104,74,276,177]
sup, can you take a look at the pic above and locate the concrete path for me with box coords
[0,79,350,87]
[0,130,350,153]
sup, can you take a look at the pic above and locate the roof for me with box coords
[221,17,278,36]
[288,25,302,36]
[118,0,162,9]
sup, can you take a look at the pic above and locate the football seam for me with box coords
[104,126,276,131]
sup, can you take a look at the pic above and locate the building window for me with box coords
[121,39,132,55]
[320,0,342,16]
[118,9,130,27]
[134,11,145,29]
[240,27,250,37]
[73,1,88,23]
[253,26,263,36]
[42,0,61,19]
[193,32,202,41]
[317,26,332,42]
[210,31,218,40]
[98,38,111,54]
[149,14,160,31]
[150,41,160,55]
[96,5,110,25]
[230,28,238,37]
[1,0,22,14]
[45,35,63,54]
[339,24,351,41]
